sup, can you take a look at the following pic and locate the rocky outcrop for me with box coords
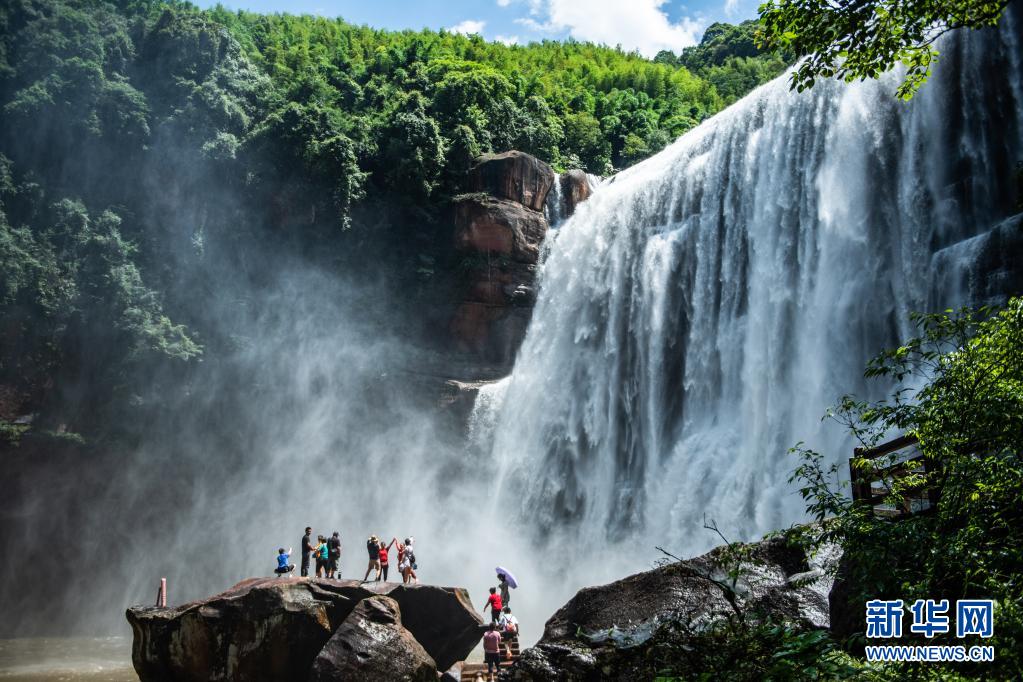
[559,169,595,219]
[507,536,838,680]
[438,151,596,416]
[453,196,549,265]
[126,578,483,682]
[450,152,556,370]
[308,596,436,682]
[468,151,555,212]
[931,212,1023,306]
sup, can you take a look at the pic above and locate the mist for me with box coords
[0,231,593,644]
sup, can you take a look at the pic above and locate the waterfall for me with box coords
[544,174,565,227]
[481,15,1023,572]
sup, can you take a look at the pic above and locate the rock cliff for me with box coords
[447,151,599,375]
[505,536,837,680]
[449,152,556,370]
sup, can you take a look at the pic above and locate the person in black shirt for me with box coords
[362,535,381,582]
[327,532,341,578]
[301,527,313,577]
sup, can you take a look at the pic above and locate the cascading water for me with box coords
[480,15,1023,586]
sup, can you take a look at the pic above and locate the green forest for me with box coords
[0,0,787,441]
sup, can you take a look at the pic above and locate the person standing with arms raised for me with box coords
[378,537,396,581]
[362,535,381,582]
[300,527,314,577]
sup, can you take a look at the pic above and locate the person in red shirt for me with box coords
[482,623,502,681]
[483,586,503,623]
[378,537,396,581]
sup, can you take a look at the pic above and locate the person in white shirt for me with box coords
[498,607,519,659]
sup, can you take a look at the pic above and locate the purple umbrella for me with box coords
[495,566,518,589]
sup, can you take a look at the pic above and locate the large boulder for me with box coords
[309,596,436,681]
[453,196,548,265]
[468,151,555,212]
[381,581,485,670]
[127,578,483,681]
[508,537,838,680]
[126,578,362,682]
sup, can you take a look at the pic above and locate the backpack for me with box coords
[328,537,340,559]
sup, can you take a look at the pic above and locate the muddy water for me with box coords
[0,638,136,681]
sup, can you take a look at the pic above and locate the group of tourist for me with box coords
[481,571,519,680]
[275,529,520,681]
[362,534,418,584]
[272,526,419,584]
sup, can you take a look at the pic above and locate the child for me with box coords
[274,547,295,577]
[483,586,503,623]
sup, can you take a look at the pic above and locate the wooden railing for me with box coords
[850,434,939,518]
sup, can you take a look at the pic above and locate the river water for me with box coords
[0,638,135,681]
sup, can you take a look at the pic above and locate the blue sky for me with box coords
[192,0,762,57]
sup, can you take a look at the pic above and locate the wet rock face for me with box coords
[560,169,593,219]
[309,596,436,682]
[450,152,553,371]
[508,536,839,681]
[126,578,483,682]
[468,151,556,212]
[453,196,549,265]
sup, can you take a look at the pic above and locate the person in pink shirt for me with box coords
[482,623,502,681]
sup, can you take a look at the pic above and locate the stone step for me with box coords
[459,639,521,679]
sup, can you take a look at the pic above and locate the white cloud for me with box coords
[449,19,487,35]
[724,0,739,16]
[495,34,521,45]
[496,0,514,6]
[523,0,701,56]
[514,16,554,33]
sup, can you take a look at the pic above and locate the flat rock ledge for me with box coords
[126,578,483,681]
